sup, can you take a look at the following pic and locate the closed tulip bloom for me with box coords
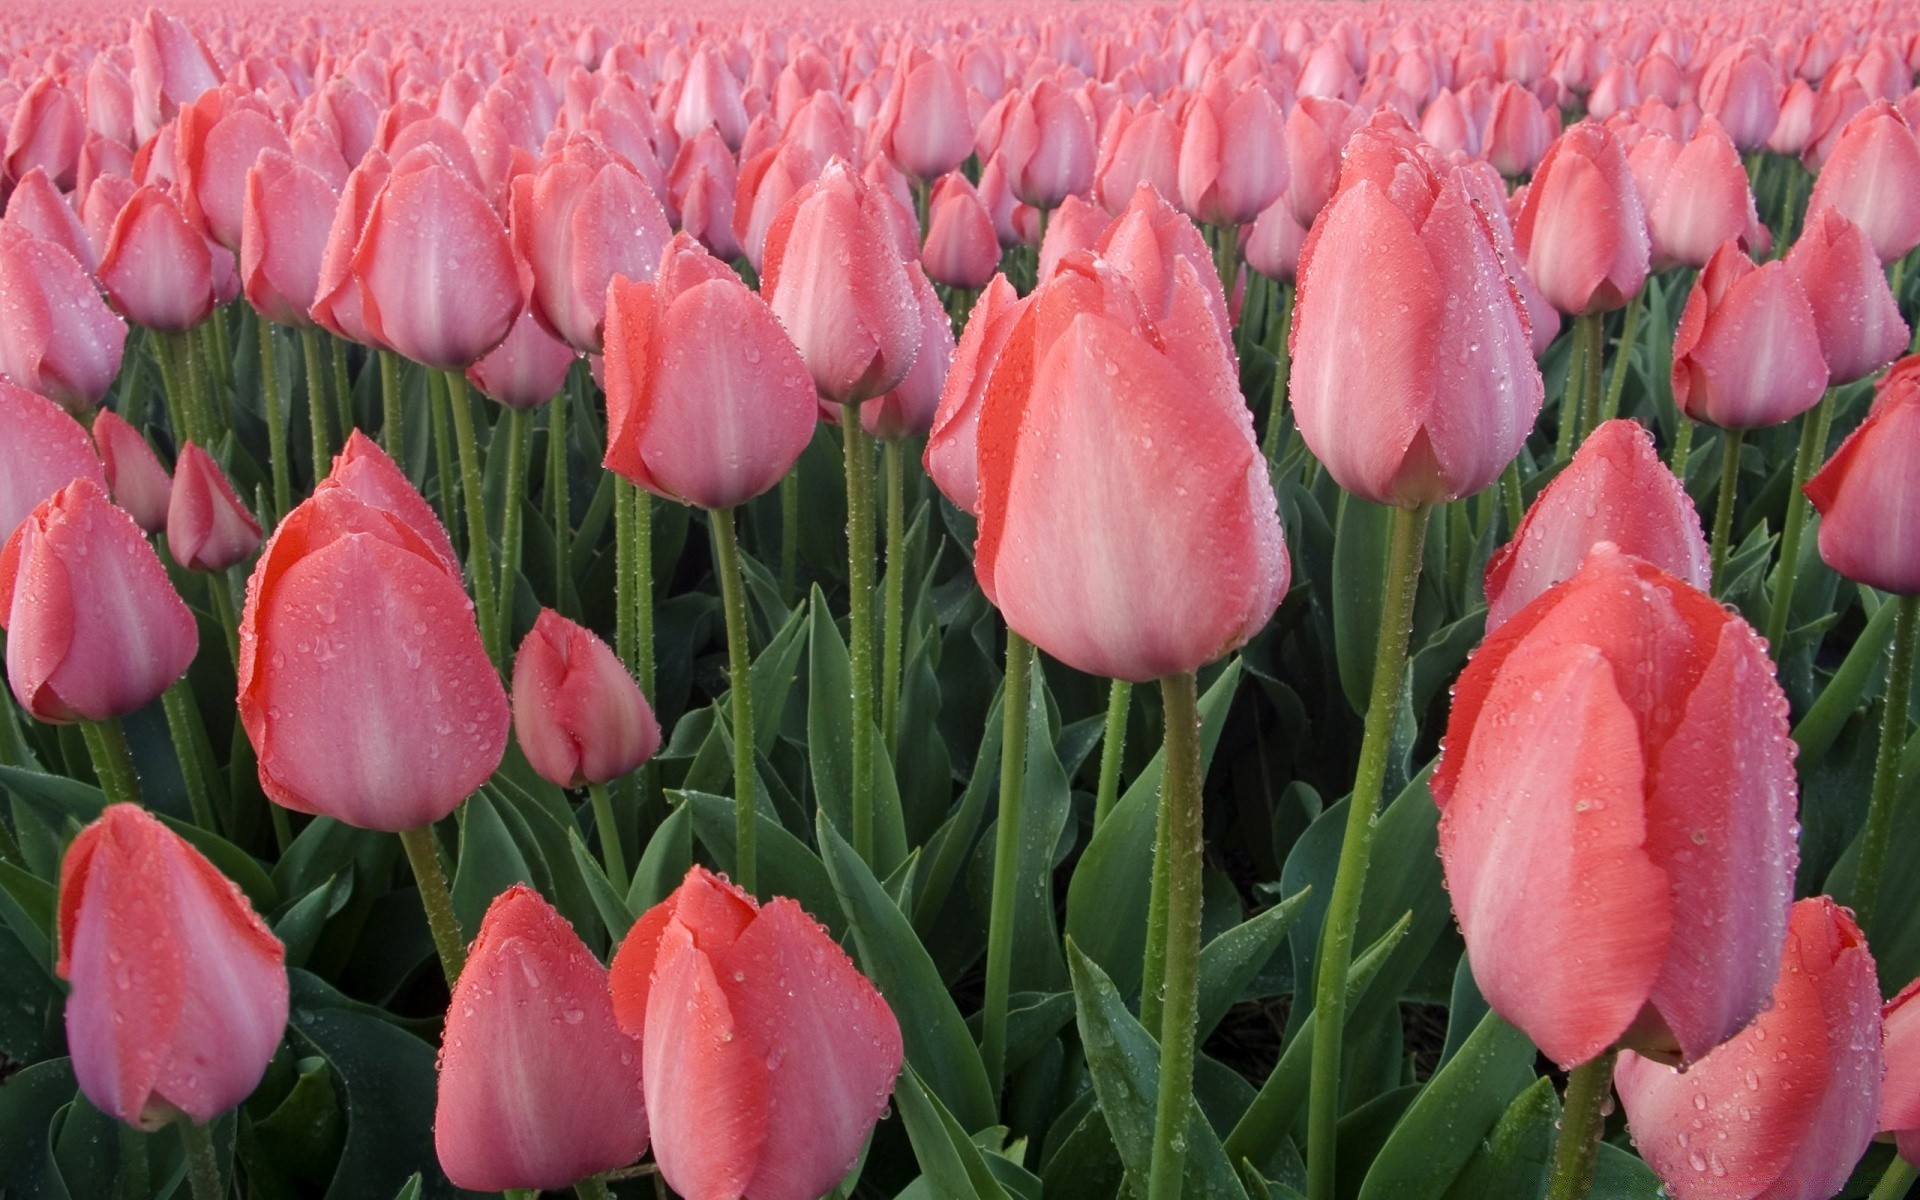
[1786,209,1909,384]
[0,227,127,414]
[348,148,521,370]
[308,150,390,346]
[673,47,749,151]
[925,275,1022,516]
[1421,89,1480,159]
[1284,96,1361,226]
[237,439,507,831]
[667,126,740,262]
[1514,122,1650,316]
[1805,369,1920,594]
[241,150,336,329]
[435,885,649,1192]
[1804,101,1920,263]
[0,477,197,723]
[921,173,999,290]
[1036,193,1108,283]
[1177,78,1288,228]
[58,804,287,1128]
[610,867,903,1200]
[1098,181,1231,339]
[863,267,953,441]
[1,384,105,541]
[1243,195,1308,281]
[1094,100,1180,216]
[761,160,920,405]
[998,79,1096,210]
[6,77,84,192]
[1615,898,1882,1200]
[1644,119,1764,270]
[91,410,171,535]
[1700,42,1784,151]
[1769,80,1820,157]
[1435,544,1798,1069]
[467,308,577,411]
[176,92,290,254]
[1883,978,1920,1165]
[6,167,96,272]
[978,154,1041,249]
[167,442,260,573]
[975,252,1288,681]
[871,48,975,182]
[1291,127,1543,506]
[128,8,219,143]
[1672,241,1828,430]
[512,609,660,789]
[606,234,816,510]
[1484,82,1554,179]
[97,185,216,333]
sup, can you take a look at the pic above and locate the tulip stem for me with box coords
[575,1176,615,1200]
[161,683,217,831]
[711,506,758,897]
[301,327,331,484]
[1870,1156,1917,1200]
[179,1120,222,1200]
[398,823,466,986]
[1262,283,1295,464]
[1554,317,1592,463]
[1668,416,1695,477]
[1544,1049,1618,1200]
[1141,764,1173,1031]
[1213,223,1241,302]
[443,371,501,672]
[428,371,460,549]
[1765,390,1836,658]
[331,337,353,440]
[981,627,1032,1098]
[615,481,636,668]
[842,405,878,864]
[1146,670,1205,1200]
[587,782,629,895]
[547,395,573,618]
[1305,502,1430,1200]
[1709,428,1744,593]
[1501,458,1526,536]
[1577,313,1605,438]
[80,719,141,807]
[1596,290,1642,427]
[780,472,801,600]
[1855,593,1919,938]
[881,440,907,754]
[189,324,226,443]
[153,330,192,449]
[497,406,533,641]
[379,350,404,464]
[1093,679,1132,830]
[257,319,291,520]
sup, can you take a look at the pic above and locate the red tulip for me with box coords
[610,867,902,1200]
[997,79,1096,210]
[435,884,648,1192]
[1883,977,1920,1166]
[605,234,816,510]
[167,442,260,573]
[920,173,999,291]
[237,436,507,831]
[870,47,975,183]
[0,224,127,414]
[862,266,953,441]
[466,308,577,412]
[57,804,287,1128]
[349,147,521,369]
[241,149,336,329]
[91,409,171,535]
[0,477,197,723]
[1672,241,1828,430]
[1485,419,1710,631]
[96,185,217,333]
[1643,119,1765,270]
[1615,898,1882,1200]
[1176,78,1288,228]
[761,159,920,406]
[1804,100,1920,263]
[512,608,660,789]
[1514,122,1650,316]
[1786,209,1909,385]
[1290,121,1543,506]
[1,383,105,542]
[1435,544,1798,1068]
[924,274,1021,516]
[973,251,1288,681]
[1093,100,1180,216]
[1805,367,1920,594]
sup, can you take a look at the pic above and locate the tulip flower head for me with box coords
[512,608,660,789]
[1672,240,1828,430]
[167,441,262,573]
[91,409,171,535]
[1514,121,1650,316]
[1805,367,1920,595]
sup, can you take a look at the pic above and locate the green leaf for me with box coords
[1196,888,1311,1040]
[1332,494,1394,713]
[274,874,351,972]
[807,586,908,874]
[0,1057,75,1196]
[1794,585,1900,763]
[816,812,997,1132]
[450,791,535,936]
[893,1066,1014,1200]
[684,791,844,936]
[250,1056,348,1183]
[1591,1143,1663,1199]
[568,828,637,941]
[748,598,810,754]
[1441,1076,1556,1200]
[627,801,691,917]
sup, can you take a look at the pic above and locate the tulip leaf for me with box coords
[817,811,997,1132]
[1591,1143,1663,1199]
[0,1057,76,1196]
[249,1055,348,1184]
[1195,887,1311,1042]
[449,791,535,936]
[684,790,843,934]
[1440,1075,1556,1200]
[274,873,352,972]
[892,1065,1014,1200]
[1065,940,1249,1200]
[748,598,810,755]
[0,918,60,1062]
[911,683,1004,936]
[567,828,637,941]
[1355,1010,1537,1200]
[626,801,691,918]
[807,586,909,875]
[1794,584,1900,763]
[1037,1094,1126,1200]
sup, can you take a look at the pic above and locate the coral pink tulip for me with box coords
[166,442,260,573]
[1,384,104,542]
[240,149,335,329]
[1884,978,1920,1166]
[997,79,1096,210]
[96,185,216,333]
[920,173,999,291]
[1642,118,1764,270]
[466,308,577,411]
[1805,367,1920,594]
[862,266,953,441]
[1093,100,1179,216]
[925,275,1021,517]
[1514,122,1650,316]
[1672,241,1828,430]
[0,224,126,414]
[1176,78,1288,228]
[91,409,170,535]
[512,609,660,789]
[1786,209,1909,385]
[1804,101,1920,263]
[870,48,975,183]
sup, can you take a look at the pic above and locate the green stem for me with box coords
[153,328,191,448]
[429,370,459,547]
[1776,167,1803,254]
[1262,283,1295,464]
[1543,1050,1618,1200]
[1765,390,1835,657]
[632,488,655,701]
[548,395,572,617]
[1093,679,1132,830]
[1501,457,1526,535]
[1870,1157,1918,1200]
[1146,670,1205,1200]
[1213,223,1241,303]
[1576,312,1606,439]
[301,327,330,483]
[1709,427,1744,593]
[117,1122,148,1200]
[208,311,233,418]
[1305,502,1430,1200]
[1554,316,1591,463]
[842,404,878,863]
[330,337,352,443]
[80,718,142,806]
[257,319,291,520]
[1669,415,1695,477]
[615,480,636,669]
[588,781,629,894]
[161,684,216,830]
[209,571,240,669]
[443,371,500,672]
[180,1120,222,1200]
[398,823,467,986]
[1855,594,1919,936]
[379,350,404,463]
[1141,768,1173,1032]
[497,406,533,647]
[190,323,225,442]
[575,1176,615,1200]
[1597,291,1642,426]
[881,439,907,754]
[780,471,801,600]
[981,628,1032,1097]
[711,507,758,896]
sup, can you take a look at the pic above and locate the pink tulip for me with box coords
[96,185,216,333]
[1883,977,1920,1166]
[1514,121,1650,316]
[91,410,171,535]
[1,383,105,542]
[1643,119,1764,270]
[1804,100,1920,263]
[672,47,749,151]
[1672,241,1828,430]
[1243,195,1308,282]
[997,79,1096,210]
[1036,193,1106,282]
[924,275,1021,517]
[1786,209,1909,385]
[512,609,659,789]
[167,442,261,573]
[1093,100,1180,216]
[308,150,390,346]
[175,89,289,254]
[1420,89,1480,158]
[1098,181,1231,339]
[870,48,975,183]
[1484,81,1554,179]
[1805,367,1920,594]
[1769,80,1820,157]
[5,167,96,273]
[128,8,219,143]
[0,225,126,414]
[1699,41,1784,151]
[6,77,85,191]
[1284,96,1361,227]
[1176,78,1288,228]
[921,173,998,291]
[240,150,335,329]
[862,266,953,441]
[667,126,741,262]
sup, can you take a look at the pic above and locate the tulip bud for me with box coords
[1098,182,1231,339]
[1616,898,1882,1200]
[176,90,290,254]
[610,867,902,1200]
[997,79,1096,210]
[667,126,741,262]
[0,227,127,416]
[1484,81,1554,179]
[1436,544,1798,1069]
[1804,100,1920,263]
[1243,196,1308,282]
[308,150,391,347]
[1699,42,1783,152]
[97,185,218,333]
[92,409,172,534]
[920,173,999,291]
[241,149,337,329]
[924,275,1023,517]
[1785,209,1909,385]
[1176,78,1289,227]
[1672,241,1828,430]
[1514,121,1650,316]
[512,609,660,789]
[1283,96,1360,226]
[0,477,197,723]
[1642,118,1765,270]
[1485,420,1710,631]
[1883,978,1920,1166]
[673,47,748,151]
[1805,368,1920,594]
[5,77,84,192]
[6,167,96,272]
[466,308,577,412]
[435,885,649,1192]
[167,442,261,572]
[128,8,219,143]
[2,383,106,542]
[58,804,288,1128]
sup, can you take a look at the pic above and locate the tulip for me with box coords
[1806,367,1920,595]
[434,885,648,1193]
[861,266,953,441]
[91,410,171,534]
[1615,898,1882,1200]
[1484,81,1554,179]
[1672,241,1828,430]
[175,91,290,253]
[1485,419,1710,631]
[167,442,261,573]
[978,154,1041,249]
[1699,42,1783,151]
[667,126,741,262]
[96,185,217,333]
[1786,209,1910,385]
[1643,119,1764,270]
[5,77,84,192]
[1243,195,1308,282]
[512,608,659,792]
[1176,78,1289,228]
[240,149,336,329]
[1770,80,1820,157]
[128,8,219,143]
[57,804,287,1128]
[1283,96,1360,227]
[308,149,390,348]
[924,275,1022,516]
[609,867,902,1200]
[920,173,999,290]
[1290,123,1544,507]
[1884,978,1920,1165]
[5,167,96,271]
[673,47,749,151]
[1093,100,1180,216]
[1804,100,1920,263]
[466,308,577,411]
[997,79,1096,211]
[870,48,975,182]
[1098,182,1231,339]
[1035,193,1107,282]
[0,477,198,723]
[1436,543,1798,1069]
[0,226,127,414]
[1,383,105,544]
[1420,89,1480,159]
[1514,122,1650,316]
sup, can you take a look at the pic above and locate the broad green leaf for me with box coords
[567,828,637,941]
[449,791,534,936]
[1441,1076,1556,1200]
[1332,493,1394,713]
[748,599,810,754]
[0,1057,75,1196]
[685,791,844,935]
[1196,888,1311,1040]
[893,1066,1013,1200]
[626,801,692,917]
[807,585,908,874]
[1591,1143,1663,1199]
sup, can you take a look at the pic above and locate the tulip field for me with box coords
[10,2,1920,1200]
